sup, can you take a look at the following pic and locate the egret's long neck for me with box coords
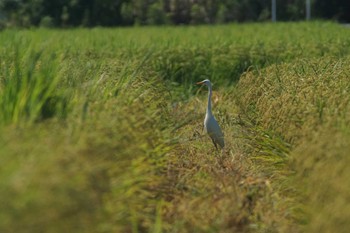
[207,85,213,115]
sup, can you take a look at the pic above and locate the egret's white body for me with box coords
[197,79,225,149]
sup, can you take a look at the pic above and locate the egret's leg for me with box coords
[211,138,218,150]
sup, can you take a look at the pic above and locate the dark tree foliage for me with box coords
[0,0,348,28]
[314,0,350,22]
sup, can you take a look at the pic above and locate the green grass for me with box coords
[0,22,350,232]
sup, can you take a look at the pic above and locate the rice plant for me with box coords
[0,22,350,233]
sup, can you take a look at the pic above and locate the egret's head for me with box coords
[196,79,211,87]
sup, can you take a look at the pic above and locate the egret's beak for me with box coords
[196,81,204,85]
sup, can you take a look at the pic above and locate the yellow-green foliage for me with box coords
[237,59,350,143]
[237,58,350,232]
[1,22,350,233]
[0,72,173,232]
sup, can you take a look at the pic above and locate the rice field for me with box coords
[1,22,350,233]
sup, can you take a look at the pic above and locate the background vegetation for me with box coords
[0,22,350,232]
[0,0,349,28]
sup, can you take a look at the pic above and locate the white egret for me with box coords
[197,79,225,149]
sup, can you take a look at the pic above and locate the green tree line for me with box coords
[0,0,349,28]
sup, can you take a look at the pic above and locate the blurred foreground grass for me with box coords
[0,22,350,232]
